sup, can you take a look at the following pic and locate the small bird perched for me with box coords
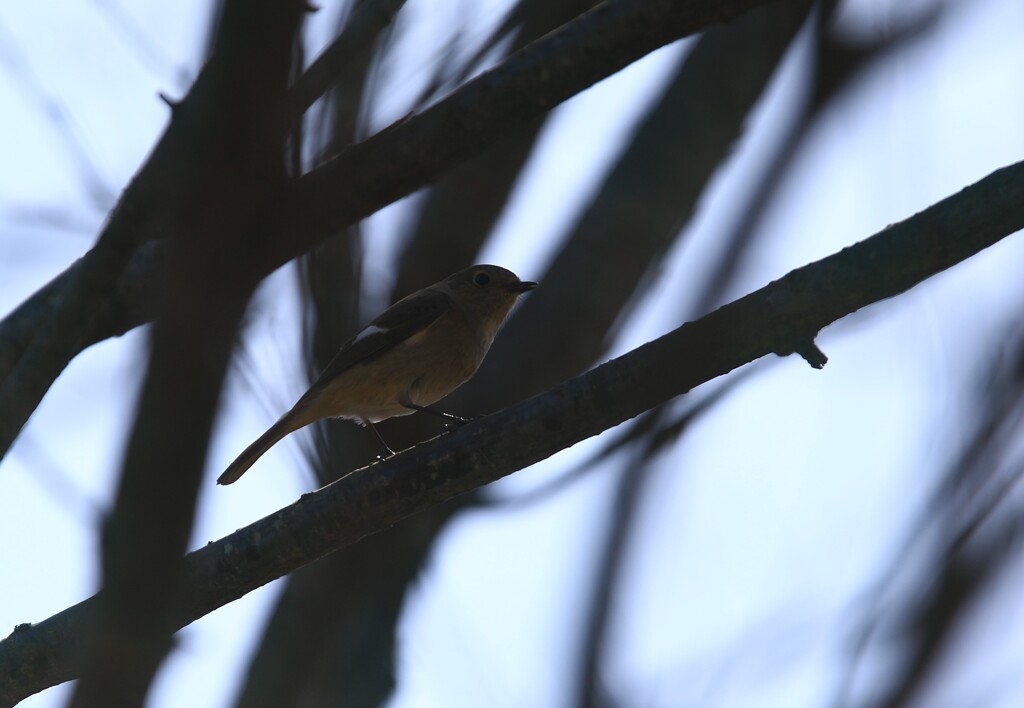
[217,264,536,485]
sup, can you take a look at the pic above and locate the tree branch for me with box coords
[1,159,1022,706]
[284,0,782,263]
[64,1,305,706]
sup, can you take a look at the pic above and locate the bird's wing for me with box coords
[302,287,454,398]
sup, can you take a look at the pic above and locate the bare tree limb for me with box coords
[64,2,305,706]
[1,158,1022,706]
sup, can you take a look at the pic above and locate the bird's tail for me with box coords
[216,412,309,485]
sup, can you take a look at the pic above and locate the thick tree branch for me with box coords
[0,0,780,452]
[284,0,781,264]
[1,160,1022,706]
[64,2,304,707]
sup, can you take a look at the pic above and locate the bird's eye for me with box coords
[473,272,491,287]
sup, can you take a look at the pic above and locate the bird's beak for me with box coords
[508,280,537,293]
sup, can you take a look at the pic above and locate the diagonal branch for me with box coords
[1,159,1022,706]
[284,0,783,264]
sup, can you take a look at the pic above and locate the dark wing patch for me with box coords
[302,288,453,398]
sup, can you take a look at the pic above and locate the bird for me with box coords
[217,264,536,485]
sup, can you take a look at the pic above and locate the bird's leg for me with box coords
[403,403,473,427]
[366,420,396,457]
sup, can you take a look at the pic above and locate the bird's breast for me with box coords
[313,310,486,422]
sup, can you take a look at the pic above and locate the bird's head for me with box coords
[443,264,536,327]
